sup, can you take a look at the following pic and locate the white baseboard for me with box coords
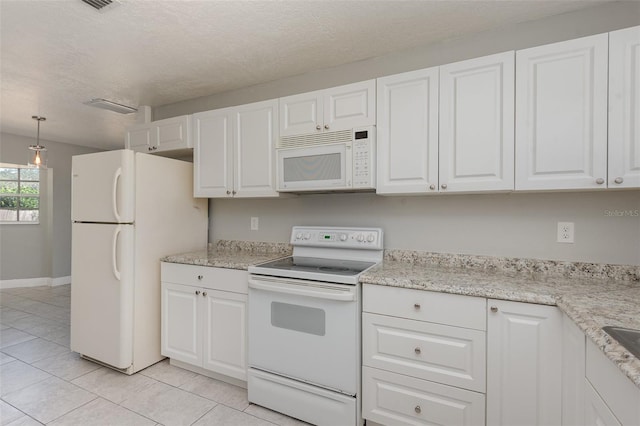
[52,276,71,286]
[0,276,70,289]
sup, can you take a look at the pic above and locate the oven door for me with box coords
[248,275,359,395]
[277,143,352,191]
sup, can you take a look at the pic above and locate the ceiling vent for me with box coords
[81,0,120,12]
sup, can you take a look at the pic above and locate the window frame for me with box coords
[0,164,41,225]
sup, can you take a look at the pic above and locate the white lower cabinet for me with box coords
[584,380,622,426]
[562,313,586,426]
[486,299,563,426]
[161,263,248,382]
[362,284,486,426]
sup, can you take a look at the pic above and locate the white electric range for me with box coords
[247,226,383,426]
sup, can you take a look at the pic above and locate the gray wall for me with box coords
[156,2,640,266]
[0,132,100,281]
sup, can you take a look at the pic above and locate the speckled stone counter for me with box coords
[161,240,291,270]
[360,251,640,388]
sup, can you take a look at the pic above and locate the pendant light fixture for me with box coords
[28,116,47,169]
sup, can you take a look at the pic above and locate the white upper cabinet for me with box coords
[279,80,375,137]
[193,99,280,198]
[193,107,234,198]
[126,115,192,154]
[608,25,640,189]
[376,67,439,195]
[440,51,515,192]
[515,33,609,190]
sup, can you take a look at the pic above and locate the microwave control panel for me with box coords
[352,128,375,188]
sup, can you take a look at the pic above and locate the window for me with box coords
[0,165,40,223]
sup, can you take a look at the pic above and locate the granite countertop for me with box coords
[161,240,291,270]
[360,251,640,389]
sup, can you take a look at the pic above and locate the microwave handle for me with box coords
[248,277,356,302]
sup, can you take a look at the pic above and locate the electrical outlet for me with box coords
[557,222,574,243]
[250,217,259,231]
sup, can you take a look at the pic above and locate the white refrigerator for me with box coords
[70,149,208,374]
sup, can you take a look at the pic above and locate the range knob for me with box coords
[296,233,302,240]
[340,234,348,242]
[304,233,311,240]
[367,234,375,243]
[357,234,364,242]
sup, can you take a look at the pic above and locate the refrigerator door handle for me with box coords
[112,226,122,281]
[112,167,122,222]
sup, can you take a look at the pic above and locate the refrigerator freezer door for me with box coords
[72,149,135,223]
[71,222,135,370]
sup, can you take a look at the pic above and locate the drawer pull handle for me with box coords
[490,306,498,313]
[414,303,421,310]
[414,347,421,355]
[195,290,201,295]
[415,405,421,414]
[202,292,207,297]
[197,275,203,280]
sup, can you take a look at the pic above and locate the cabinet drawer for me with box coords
[586,340,640,426]
[363,313,486,392]
[362,366,485,426]
[363,284,486,330]
[161,262,248,294]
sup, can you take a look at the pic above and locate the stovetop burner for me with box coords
[255,256,376,277]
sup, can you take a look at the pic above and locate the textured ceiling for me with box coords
[0,0,612,150]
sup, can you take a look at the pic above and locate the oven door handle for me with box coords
[248,278,356,302]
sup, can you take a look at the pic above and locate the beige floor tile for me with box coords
[0,400,25,425]
[180,374,250,411]
[1,338,70,364]
[71,367,157,404]
[138,359,199,387]
[121,381,216,426]
[0,309,31,326]
[244,404,311,426]
[0,360,50,396]
[3,376,96,424]
[4,415,43,426]
[193,404,273,426]
[48,397,155,426]
[0,352,16,365]
[0,329,36,349]
[31,351,100,381]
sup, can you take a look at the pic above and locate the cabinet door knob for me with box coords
[441,183,447,189]
[414,347,421,355]
[202,292,207,297]
[414,303,421,310]
[415,405,422,414]
[226,190,231,195]
[195,290,201,295]
[324,124,330,130]
[490,306,498,313]
[316,125,321,131]
[596,178,605,185]
[232,190,237,195]
[148,146,153,151]
[197,275,203,280]
[429,184,436,190]
[614,177,624,184]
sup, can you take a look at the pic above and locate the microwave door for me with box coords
[278,144,348,191]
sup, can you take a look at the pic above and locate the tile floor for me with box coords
[0,285,308,426]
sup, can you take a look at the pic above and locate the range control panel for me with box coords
[290,226,383,250]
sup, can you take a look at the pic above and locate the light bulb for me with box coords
[34,151,42,166]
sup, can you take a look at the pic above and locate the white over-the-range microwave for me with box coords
[276,126,376,192]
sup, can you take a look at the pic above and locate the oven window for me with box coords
[271,302,326,336]
[283,153,341,182]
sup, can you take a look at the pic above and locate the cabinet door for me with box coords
[154,115,192,152]
[515,33,608,190]
[323,80,375,132]
[562,314,586,426]
[193,108,234,197]
[202,289,247,381]
[486,299,562,426]
[234,99,279,197]
[584,380,622,426]
[126,125,152,153]
[376,68,439,194]
[279,90,322,137]
[609,26,640,189]
[440,51,515,192]
[161,282,202,366]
